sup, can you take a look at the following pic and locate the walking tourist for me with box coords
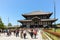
[16,29,19,37]
[33,28,38,38]
[20,28,23,38]
[14,30,16,36]
[9,30,11,36]
[7,29,10,36]
[23,28,26,39]
[30,29,33,38]
[0,29,2,36]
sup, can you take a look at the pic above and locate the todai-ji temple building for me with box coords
[18,11,57,28]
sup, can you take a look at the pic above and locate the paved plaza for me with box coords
[0,30,43,40]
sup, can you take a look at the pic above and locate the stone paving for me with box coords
[0,30,43,40]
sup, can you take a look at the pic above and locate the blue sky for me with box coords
[0,0,60,25]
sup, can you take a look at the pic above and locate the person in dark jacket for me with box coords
[30,29,33,38]
[16,29,19,37]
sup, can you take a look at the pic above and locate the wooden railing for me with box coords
[41,31,52,40]
[43,29,60,38]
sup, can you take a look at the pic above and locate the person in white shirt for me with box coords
[23,28,26,39]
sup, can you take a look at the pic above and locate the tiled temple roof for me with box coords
[22,11,52,16]
[18,19,57,22]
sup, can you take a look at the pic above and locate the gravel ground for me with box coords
[0,30,43,40]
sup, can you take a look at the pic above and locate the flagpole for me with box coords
[53,0,56,32]
[54,0,56,19]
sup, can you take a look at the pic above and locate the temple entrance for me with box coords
[32,16,40,28]
[30,25,43,28]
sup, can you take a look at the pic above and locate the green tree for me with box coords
[0,17,4,29]
[8,23,12,26]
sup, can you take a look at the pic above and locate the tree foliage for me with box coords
[0,17,4,29]
[8,23,12,26]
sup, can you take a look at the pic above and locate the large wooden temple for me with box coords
[18,11,57,28]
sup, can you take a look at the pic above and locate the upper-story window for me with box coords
[43,16,46,19]
[27,17,31,20]
[38,16,42,19]
[40,16,42,19]
[41,16,48,19]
